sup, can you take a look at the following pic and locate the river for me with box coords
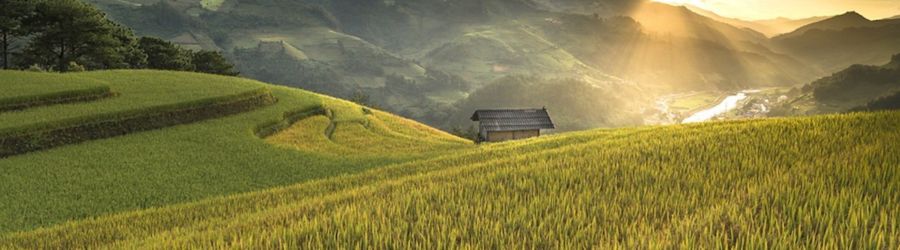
[681,92,749,123]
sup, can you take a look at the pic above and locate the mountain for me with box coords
[773,13,900,73]
[684,5,828,37]
[750,16,831,36]
[773,54,900,115]
[85,0,821,131]
[778,11,879,38]
[632,3,767,44]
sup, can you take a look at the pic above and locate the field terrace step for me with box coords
[0,71,114,112]
[0,88,275,158]
[0,70,278,158]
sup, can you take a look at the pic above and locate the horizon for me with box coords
[653,0,900,21]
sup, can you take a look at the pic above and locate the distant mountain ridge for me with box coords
[777,11,878,38]
[684,5,828,37]
[751,16,832,35]
[773,12,900,73]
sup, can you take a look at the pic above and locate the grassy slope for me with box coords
[0,70,470,233]
[0,71,109,108]
[0,71,105,99]
[0,70,263,132]
[2,111,898,248]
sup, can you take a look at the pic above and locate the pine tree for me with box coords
[192,50,239,76]
[21,0,123,71]
[138,37,193,71]
[0,0,33,69]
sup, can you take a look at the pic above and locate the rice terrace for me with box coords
[2,0,900,248]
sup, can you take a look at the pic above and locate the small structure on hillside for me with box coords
[470,108,555,143]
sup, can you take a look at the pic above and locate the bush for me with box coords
[25,64,45,72]
[67,62,86,72]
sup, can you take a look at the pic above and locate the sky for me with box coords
[654,0,900,20]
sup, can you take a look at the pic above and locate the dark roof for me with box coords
[471,108,555,132]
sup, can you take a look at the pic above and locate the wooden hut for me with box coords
[470,108,555,142]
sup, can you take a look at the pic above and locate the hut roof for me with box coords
[470,108,555,132]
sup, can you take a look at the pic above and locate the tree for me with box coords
[0,0,33,69]
[110,23,147,69]
[138,37,193,71]
[20,0,125,72]
[192,50,238,76]
[349,90,373,107]
[79,23,146,70]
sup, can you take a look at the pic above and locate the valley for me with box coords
[648,87,791,125]
[84,0,890,132]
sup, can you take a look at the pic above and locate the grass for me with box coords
[0,70,470,234]
[1,109,898,248]
[0,71,111,111]
[266,98,469,157]
[0,70,264,132]
[1,70,896,248]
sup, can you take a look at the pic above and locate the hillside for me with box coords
[684,5,828,37]
[0,84,897,248]
[752,16,831,35]
[773,54,900,115]
[81,0,828,131]
[0,70,470,233]
[773,13,900,73]
[632,2,767,44]
[778,12,878,38]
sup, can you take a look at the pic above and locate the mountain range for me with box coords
[684,5,828,37]
[772,11,900,73]
[84,0,900,130]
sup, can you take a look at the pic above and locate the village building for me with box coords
[470,108,555,142]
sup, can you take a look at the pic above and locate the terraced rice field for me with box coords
[1,70,897,248]
[0,70,470,233]
[0,71,112,112]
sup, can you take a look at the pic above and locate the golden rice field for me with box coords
[2,109,898,249]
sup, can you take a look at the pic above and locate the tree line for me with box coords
[0,0,237,75]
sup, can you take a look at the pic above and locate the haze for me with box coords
[656,0,900,20]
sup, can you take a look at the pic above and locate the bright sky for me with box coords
[653,0,900,20]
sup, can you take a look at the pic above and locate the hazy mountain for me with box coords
[751,16,831,36]
[632,3,767,44]
[778,12,879,38]
[773,13,900,73]
[684,5,829,37]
